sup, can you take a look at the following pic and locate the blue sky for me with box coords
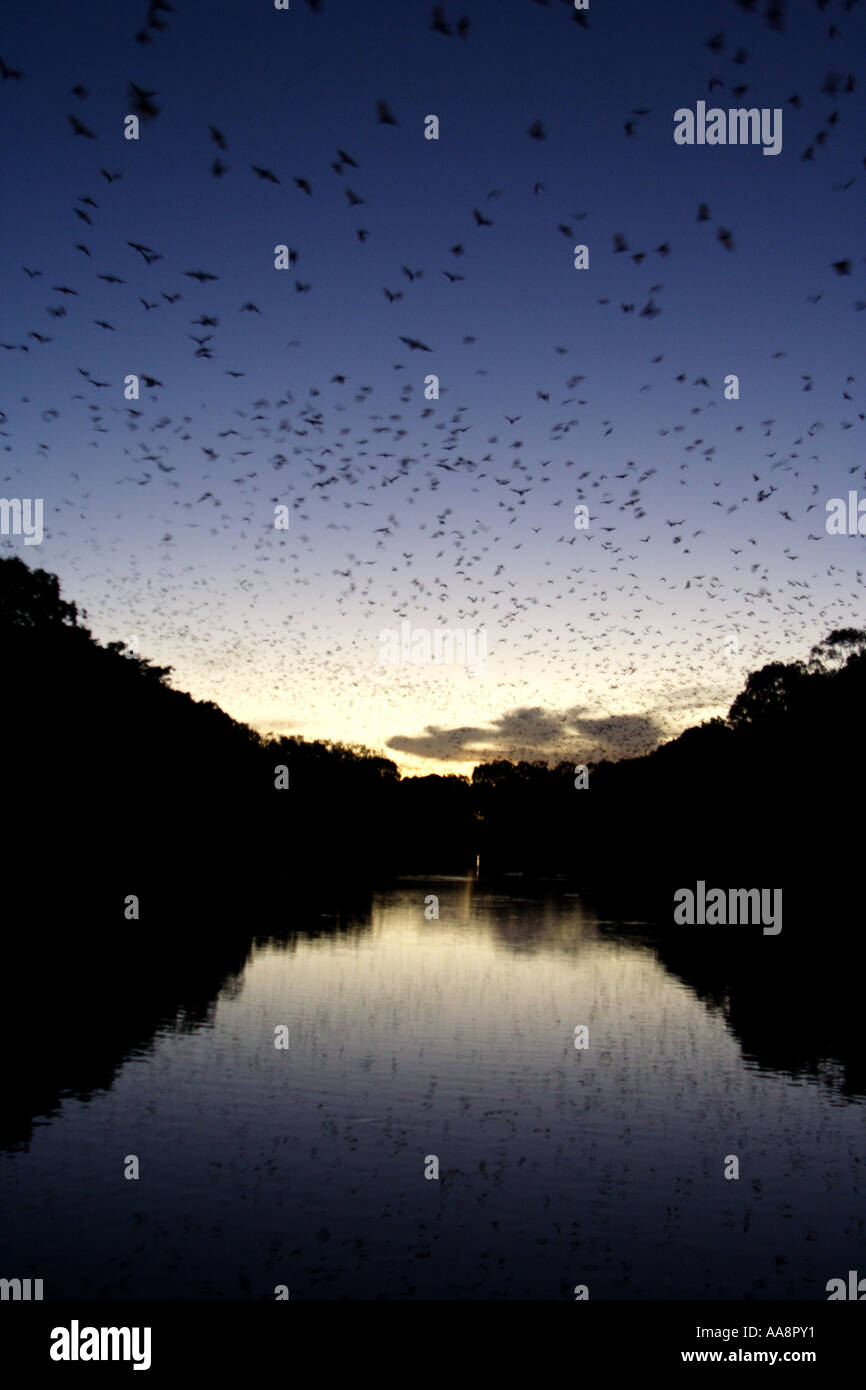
[2,0,864,772]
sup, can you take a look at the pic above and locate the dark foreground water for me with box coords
[1,879,862,1299]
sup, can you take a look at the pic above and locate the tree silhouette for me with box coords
[2,554,862,928]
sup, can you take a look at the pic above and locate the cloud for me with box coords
[386,704,667,766]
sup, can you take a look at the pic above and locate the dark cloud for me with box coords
[387,705,667,766]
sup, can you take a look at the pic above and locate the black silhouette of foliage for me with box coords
[2,556,863,931]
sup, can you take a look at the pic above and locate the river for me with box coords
[0,878,861,1299]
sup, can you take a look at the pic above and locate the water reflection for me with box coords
[0,879,861,1299]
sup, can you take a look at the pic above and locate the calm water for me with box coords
[1,880,863,1299]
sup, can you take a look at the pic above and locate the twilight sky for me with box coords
[2,0,864,775]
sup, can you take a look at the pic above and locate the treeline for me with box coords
[469,629,865,921]
[2,555,863,924]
